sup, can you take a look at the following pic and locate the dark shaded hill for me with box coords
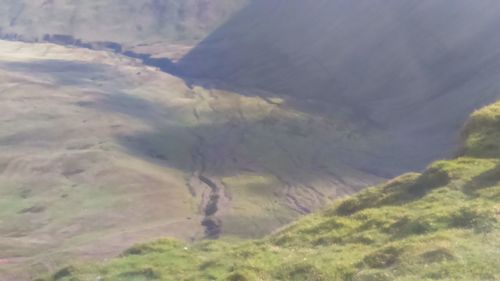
[178,0,500,172]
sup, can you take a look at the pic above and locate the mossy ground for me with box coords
[43,103,500,280]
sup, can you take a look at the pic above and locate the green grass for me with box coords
[41,102,500,280]
[462,102,500,158]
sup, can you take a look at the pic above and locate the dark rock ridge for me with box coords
[0,31,182,75]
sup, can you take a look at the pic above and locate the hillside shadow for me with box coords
[0,60,110,86]
[122,50,181,76]
[121,2,369,127]
[74,89,394,183]
[172,0,500,150]
[0,54,382,186]
[463,163,500,195]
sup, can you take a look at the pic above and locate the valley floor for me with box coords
[0,40,381,279]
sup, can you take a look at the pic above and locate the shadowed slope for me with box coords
[178,0,500,172]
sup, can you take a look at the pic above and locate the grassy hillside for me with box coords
[0,0,248,46]
[45,102,500,281]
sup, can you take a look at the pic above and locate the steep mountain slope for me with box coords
[178,0,500,172]
[45,101,500,281]
[0,0,248,46]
